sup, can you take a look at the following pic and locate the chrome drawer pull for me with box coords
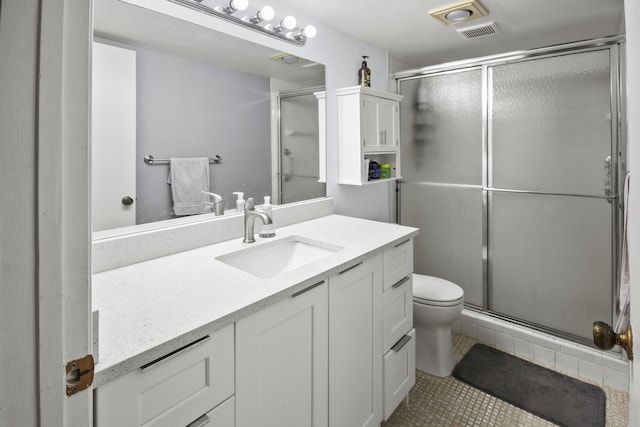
[141,335,210,371]
[392,276,410,289]
[394,239,410,248]
[391,334,412,352]
[291,280,325,298]
[187,414,211,427]
[339,261,363,275]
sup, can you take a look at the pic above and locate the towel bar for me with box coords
[144,154,222,165]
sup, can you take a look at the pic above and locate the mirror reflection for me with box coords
[92,0,326,233]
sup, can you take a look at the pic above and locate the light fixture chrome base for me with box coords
[168,0,308,46]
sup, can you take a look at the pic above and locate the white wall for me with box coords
[624,0,640,422]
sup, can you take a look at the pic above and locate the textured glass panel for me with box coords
[488,192,612,339]
[400,182,483,306]
[399,70,483,185]
[490,50,612,194]
[279,94,325,204]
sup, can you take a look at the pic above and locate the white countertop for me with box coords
[92,214,418,386]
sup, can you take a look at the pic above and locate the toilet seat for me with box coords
[413,274,464,307]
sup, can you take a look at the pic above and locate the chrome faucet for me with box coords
[202,191,224,216]
[243,197,272,243]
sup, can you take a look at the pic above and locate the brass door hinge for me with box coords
[66,354,94,397]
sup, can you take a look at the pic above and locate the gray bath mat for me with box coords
[452,344,606,427]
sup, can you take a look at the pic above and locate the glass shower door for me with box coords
[487,50,615,339]
[399,69,485,306]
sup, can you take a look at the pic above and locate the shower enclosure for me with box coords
[397,38,624,343]
[274,87,326,204]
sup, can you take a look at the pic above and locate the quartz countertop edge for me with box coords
[92,214,419,387]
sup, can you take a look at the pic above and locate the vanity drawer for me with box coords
[95,324,234,427]
[382,275,413,352]
[383,239,413,291]
[383,328,416,421]
[188,396,235,427]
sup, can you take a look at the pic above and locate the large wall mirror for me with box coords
[92,0,326,234]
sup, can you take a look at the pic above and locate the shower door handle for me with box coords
[603,155,612,200]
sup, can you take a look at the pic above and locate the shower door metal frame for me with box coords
[395,35,625,344]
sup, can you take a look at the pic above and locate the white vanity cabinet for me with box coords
[235,280,328,427]
[94,324,235,427]
[329,255,383,427]
[336,86,403,185]
[382,239,416,420]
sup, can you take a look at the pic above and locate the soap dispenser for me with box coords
[358,55,371,87]
[259,196,275,238]
[233,192,245,212]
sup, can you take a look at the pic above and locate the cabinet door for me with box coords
[377,98,399,149]
[362,95,380,149]
[362,96,400,152]
[329,256,383,427]
[236,281,328,427]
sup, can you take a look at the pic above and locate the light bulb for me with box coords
[303,24,317,38]
[294,24,317,41]
[281,15,297,30]
[273,15,297,33]
[259,5,275,21]
[249,5,274,23]
[221,0,248,14]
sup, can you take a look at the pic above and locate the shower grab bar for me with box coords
[144,154,222,165]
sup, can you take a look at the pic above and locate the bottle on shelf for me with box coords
[358,55,371,87]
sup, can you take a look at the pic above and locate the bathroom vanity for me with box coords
[92,212,417,427]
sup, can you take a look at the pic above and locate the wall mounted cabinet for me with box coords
[337,86,403,185]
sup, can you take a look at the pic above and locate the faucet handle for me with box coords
[245,197,255,210]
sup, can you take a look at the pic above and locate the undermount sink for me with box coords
[216,235,343,279]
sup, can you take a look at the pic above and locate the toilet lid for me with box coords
[413,274,464,304]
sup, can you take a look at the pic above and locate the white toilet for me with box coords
[413,273,464,377]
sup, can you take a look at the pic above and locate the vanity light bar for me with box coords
[168,0,316,46]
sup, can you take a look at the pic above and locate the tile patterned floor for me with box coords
[383,333,629,427]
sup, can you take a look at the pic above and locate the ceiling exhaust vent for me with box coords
[457,21,500,39]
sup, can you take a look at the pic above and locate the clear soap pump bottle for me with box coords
[259,196,275,238]
[233,192,245,212]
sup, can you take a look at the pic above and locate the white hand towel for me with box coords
[615,173,631,333]
[167,157,210,216]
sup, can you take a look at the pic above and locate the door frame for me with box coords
[38,0,93,425]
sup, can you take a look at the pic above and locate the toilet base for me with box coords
[415,326,456,377]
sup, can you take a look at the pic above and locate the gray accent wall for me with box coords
[132,45,271,223]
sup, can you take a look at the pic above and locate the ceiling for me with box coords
[274,0,625,68]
